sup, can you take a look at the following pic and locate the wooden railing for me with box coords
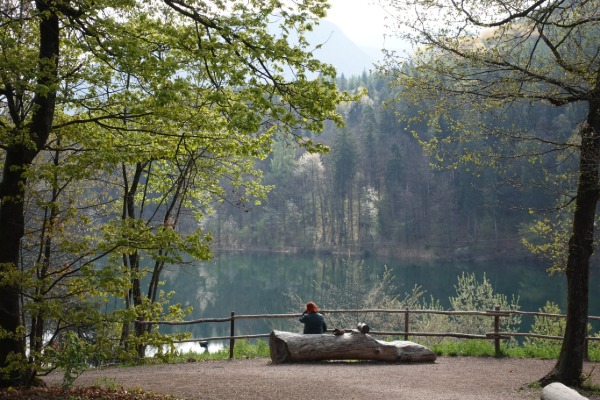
[138,308,600,359]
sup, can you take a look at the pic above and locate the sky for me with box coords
[324,0,393,50]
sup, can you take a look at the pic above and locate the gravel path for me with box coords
[44,357,600,400]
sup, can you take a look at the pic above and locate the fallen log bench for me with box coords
[269,325,437,364]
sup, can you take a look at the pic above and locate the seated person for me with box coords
[299,301,327,334]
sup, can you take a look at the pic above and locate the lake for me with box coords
[159,252,600,349]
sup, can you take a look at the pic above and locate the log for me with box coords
[541,382,588,400]
[269,330,436,364]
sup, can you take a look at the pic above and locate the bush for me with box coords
[431,339,499,357]
[233,339,270,358]
[448,272,521,336]
[284,258,426,333]
[47,331,93,388]
[523,301,565,357]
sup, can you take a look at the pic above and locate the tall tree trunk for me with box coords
[0,150,29,387]
[28,152,60,384]
[318,179,327,243]
[0,2,58,387]
[541,99,600,386]
[120,163,146,357]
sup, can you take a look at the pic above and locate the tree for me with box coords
[0,0,347,387]
[379,0,600,386]
[330,128,358,247]
[266,140,297,245]
[294,152,327,246]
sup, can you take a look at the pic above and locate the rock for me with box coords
[541,382,588,400]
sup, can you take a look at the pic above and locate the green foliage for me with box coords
[588,334,600,362]
[448,272,521,336]
[203,69,564,260]
[1,0,351,385]
[506,343,562,360]
[379,1,600,382]
[285,258,426,332]
[408,295,448,346]
[430,340,499,357]
[170,334,600,363]
[93,377,119,390]
[47,332,93,389]
[408,272,521,349]
[285,264,525,349]
[520,217,572,273]
[176,349,230,362]
[524,301,565,350]
[516,301,597,360]
[233,339,270,359]
[171,339,269,362]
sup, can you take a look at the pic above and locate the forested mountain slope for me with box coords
[203,73,584,261]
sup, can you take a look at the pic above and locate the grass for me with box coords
[168,337,600,363]
[430,339,498,357]
[424,338,600,361]
[170,339,271,363]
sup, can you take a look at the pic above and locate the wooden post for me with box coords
[494,306,500,356]
[229,311,235,359]
[404,308,409,340]
[584,338,589,361]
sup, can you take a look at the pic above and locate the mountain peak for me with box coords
[309,20,378,77]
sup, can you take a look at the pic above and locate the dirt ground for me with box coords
[43,357,600,400]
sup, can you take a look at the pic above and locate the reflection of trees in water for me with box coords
[164,264,217,314]
[160,253,599,340]
[284,257,426,332]
[193,265,217,313]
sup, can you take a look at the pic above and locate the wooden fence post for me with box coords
[494,306,500,356]
[404,308,409,340]
[229,311,235,359]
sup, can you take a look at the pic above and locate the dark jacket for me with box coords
[299,311,327,334]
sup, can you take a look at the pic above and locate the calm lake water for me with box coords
[159,252,600,348]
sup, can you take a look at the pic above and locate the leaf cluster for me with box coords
[1,0,349,386]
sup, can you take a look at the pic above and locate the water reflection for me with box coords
[148,341,224,357]
[160,253,598,342]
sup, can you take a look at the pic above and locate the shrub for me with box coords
[284,258,426,333]
[448,272,521,337]
[47,331,93,388]
[523,300,565,356]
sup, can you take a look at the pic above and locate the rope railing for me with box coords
[136,307,600,359]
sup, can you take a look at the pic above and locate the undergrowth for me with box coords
[168,337,600,363]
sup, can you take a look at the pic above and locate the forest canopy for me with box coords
[0,0,348,387]
[2,0,596,390]
[206,71,584,262]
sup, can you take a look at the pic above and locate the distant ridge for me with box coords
[308,20,377,77]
